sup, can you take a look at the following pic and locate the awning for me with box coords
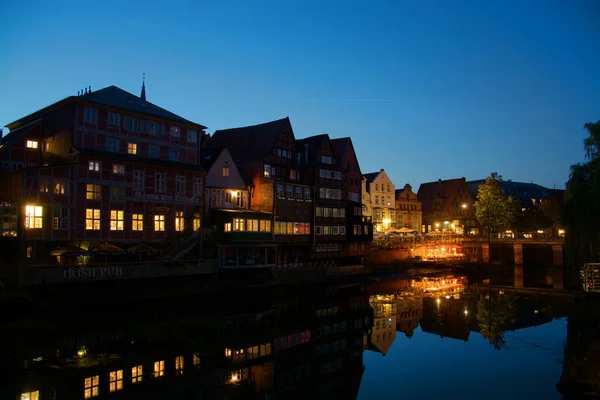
[127,243,158,253]
[49,244,89,256]
[92,242,125,255]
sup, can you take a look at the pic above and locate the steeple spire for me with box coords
[140,73,146,101]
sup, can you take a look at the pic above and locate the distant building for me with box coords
[417,177,476,234]
[467,178,565,236]
[394,184,422,232]
[362,169,396,232]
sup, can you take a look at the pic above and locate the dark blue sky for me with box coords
[1,0,599,189]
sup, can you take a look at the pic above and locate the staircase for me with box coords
[160,236,198,263]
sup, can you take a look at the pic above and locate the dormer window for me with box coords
[26,140,38,149]
[84,107,97,123]
[170,126,180,137]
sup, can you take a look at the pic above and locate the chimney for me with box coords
[88,85,91,93]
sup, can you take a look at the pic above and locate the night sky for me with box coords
[1,0,599,189]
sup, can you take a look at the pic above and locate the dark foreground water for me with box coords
[1,267,598,400]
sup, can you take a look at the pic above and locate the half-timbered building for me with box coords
[207,118,313,267]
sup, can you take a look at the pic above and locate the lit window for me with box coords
[224,222,232,232]
[26,246,32,258]
[25,205,43,229]
[263,163,271,177]
[193,353,200,367]
[233,218,245,231]
[193,213,201,231]
[108,112,120,126]
[109,369,123,392]
[170,126,180,137]
[39,178,49,193]
[175,211,184,232]
[153,360,164,377]
[85,209,100,230]
[128,143,137,155]
[187,129,197,142]
[54,179,68,194]
[247,219,258,232]
[84,375,99,398]
[113,163,125,175]
[86,184,101,200]
[132,365,143,383]
[88,161,100,172]
[222,167,229,177]
[84,108,97,123]
[175,355,184,376]
[154,214,165,231]
[20,391,39,400]
[132,214,143,231]
[110,210,124,231]
[260,220,271,232]
[225,348,232,358]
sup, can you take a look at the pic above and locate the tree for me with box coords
[563,120,600,267]
[474,173,516,235]
[514,204,554,233]
[476,293,517,350]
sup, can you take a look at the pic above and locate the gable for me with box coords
[205,148,247,189]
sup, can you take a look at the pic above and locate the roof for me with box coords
[208,117,291,163]
[417,178,466,213]
[296,134,332,165]
[79,86,206,128]
[0,118,42,146]
[6,85,206,130]
[72,147,205,171]
[330,137,349,164]
[466,179,552,206]
[363,172,381,183]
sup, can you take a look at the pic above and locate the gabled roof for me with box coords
[209,117,291,163]
[0,118,42,146]
[6,85,206,130]
[296,134,332,165]
[330,137,350,164]
[363,172,380,183]
[417,178,466,213]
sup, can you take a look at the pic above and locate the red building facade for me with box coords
[0,84,207,267]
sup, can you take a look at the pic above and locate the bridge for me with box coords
[461,236,565,267]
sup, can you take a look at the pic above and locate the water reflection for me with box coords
[2,266,600,399]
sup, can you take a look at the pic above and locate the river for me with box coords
[1,266,597,400]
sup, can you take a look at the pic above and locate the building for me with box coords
[394,183,422,232]
[362,169,396,232]
[296,135,348,264]
[202,147,276,267]
[0,83,207,280]
[368,294,397,356]
[417,177,476,234]
[467,179,565,236]
[207,118,313,267]
[330,137,373,263]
